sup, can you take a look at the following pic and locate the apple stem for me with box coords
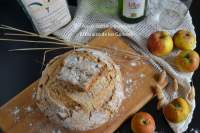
[184,54,190,59]
[174,103,181,109]
[186,33,190,37]
[142,119,149,125]
[160,35,165,39]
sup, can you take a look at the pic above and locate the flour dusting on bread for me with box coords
[36,48,125,131]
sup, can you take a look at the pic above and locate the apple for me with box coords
[173,30,196,50]
[131,112,156,133]
[147,31,174,57]
[175,50,199,72]
[163,98,190,123]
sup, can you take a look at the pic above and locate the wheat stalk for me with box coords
[9,46,147,60]
[0,38,66,45]
[0,25,149,67]
[0,25,145,57]
[0,25,85,46]
[0,25,65,43]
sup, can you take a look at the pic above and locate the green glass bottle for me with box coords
[118,0,147,23]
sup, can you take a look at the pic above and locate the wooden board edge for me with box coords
[0,81,38,110]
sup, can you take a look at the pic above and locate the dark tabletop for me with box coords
[0,0,199,133]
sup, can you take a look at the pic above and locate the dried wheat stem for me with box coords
[158,71,167,85]
[172,78,178,92]
[4,33,63,43]
[0,25,149,61]
[155,71,168,110]
[188,85,195,101]
[8,45,147,60]
[157,100,165,110]
[86,45,146,59]
[40,49,56,71]
[4,33,38,37]
[155,84,165,97]
[1,25,36,35]
[0,25,146,57]
[161,80,168,89]
[156,85,166,110]
[8,47,77,52]
[0,25,86,46]
[0,38,66,45]
[0,25,148,59]
[0,25,65,43]
[156,86,165,99]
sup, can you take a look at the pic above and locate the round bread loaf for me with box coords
[36,48,124,131]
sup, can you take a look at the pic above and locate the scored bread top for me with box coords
[36,48,124,131]
[58,51,109,92]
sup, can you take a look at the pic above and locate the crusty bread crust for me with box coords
[36,48,124,131]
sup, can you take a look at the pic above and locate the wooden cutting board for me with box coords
[0,29,160,133]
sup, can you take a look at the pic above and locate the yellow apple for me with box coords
[175,50,199,72]
[164,98,190,123]
[147,31,173,57]
[173,30,196,50]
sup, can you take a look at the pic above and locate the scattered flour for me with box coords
[29,123,33,127]
[52,128,62,133]
[12,106,20,116]
[130,62,137,67]
[25,106,33,113]
[124,78,135,97]
[11,106,21,122]
[126,79,133,84]
[32,91,36,99]
[139,73,145,78]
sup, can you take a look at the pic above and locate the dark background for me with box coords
[0,0,199,133]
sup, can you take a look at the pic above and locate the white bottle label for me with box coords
[21,0,71,35]
[123,0,145,18]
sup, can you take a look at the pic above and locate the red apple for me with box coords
[131,112,156,133]
[175,50,199,72]
[147,31,173,57]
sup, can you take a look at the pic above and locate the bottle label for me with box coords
[21,0,71,35]
[123,0,145,18]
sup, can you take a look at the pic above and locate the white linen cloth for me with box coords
[53,1,196,132]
